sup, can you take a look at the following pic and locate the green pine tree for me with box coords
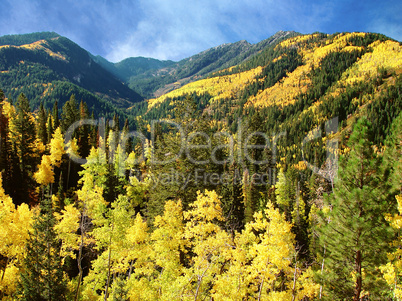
[61,94,79,132]
[12,93,37,203]
[78,100,90,158]
[18,191,68,300]
[52,100,60,130]
[0,92,13,194]
[46,112,54,144]
[37,102,47,145]
[383,112,402,194]
[317,117,394,300]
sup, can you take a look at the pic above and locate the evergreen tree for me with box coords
[46,113,53,144]
[14,94,36,169]
[0,94,12,191]
[317,117,394,300]
[52,100,60,130]
[78,100,90,158]
[242,111,272,224]
[61,95,79,132]
[18,193,68,300]
[147,96,208,219]
[37,102,47,145]
[383,112,402,194]
[378,113,402,298]
[10,94,37,203]
[122,118,132,155]
[89,112,98,149]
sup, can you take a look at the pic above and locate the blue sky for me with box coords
[0,0,400,62]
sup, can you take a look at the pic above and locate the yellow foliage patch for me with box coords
[247,32,370,109]
[302,32,366,68]
[147,32,399,114]
[147,66,263,109]
[41,83,53,96]
[0,40,67,61]
[246,64,311,108]
[341,40,402,85]
[278,33,322,49]
[33,155,55,185]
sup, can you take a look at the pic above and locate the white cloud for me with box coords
[106,0,231,61]
[105,0,340,62]
[1,0,400,62]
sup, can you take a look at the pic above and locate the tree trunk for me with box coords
[128,261,133,280]
[257,278,264,301]
[353,250,362,301]
[74,209,85,301]
[291,253,298,301]
[67,159,71,190]
[104,225,113,301]
[0,256,9,299]
[319,246,326,299]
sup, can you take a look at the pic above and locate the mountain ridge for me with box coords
[0,30,298,106]
[0,33,144,117]
[107,30,299,97]
[1,30,400,132]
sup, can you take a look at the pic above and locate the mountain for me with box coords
[1,31,401,141]
[92,55,175,82]
[0,32,143,115]
[0,30,298,116]
[140,32,401,144]
[94,30,298,98]
[131,30,299,98]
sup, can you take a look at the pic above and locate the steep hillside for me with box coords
[125,30,298,97]
[141,32,402,159]
[0,32,143,114]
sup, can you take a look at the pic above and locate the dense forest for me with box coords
[0,31,401,300]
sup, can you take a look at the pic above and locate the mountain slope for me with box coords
[92,55,175,83]
[120,30,298,98]
[140,32,401,152]
[0,32,143,113]
[145,32,400,110]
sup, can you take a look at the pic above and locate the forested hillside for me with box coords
[0,32,143,119]
[0,31,401,300]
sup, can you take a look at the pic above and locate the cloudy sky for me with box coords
[0,0,400,62]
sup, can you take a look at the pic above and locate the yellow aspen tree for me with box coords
[211,223,259,300]
[66,137,80,161]
[212,201,314,300]
[54,204,81,260]
[65,137,80,190]
[293,266,320,300]
[34,128,65,193]
[90,195,134,300]
[182,190,230,300]
[33,155,54,186]
[0,174,33,299]
[79,147,108,188]
[150,200,188,300]
[125,213,156,300]
[245,202,295,300]
[49,127,65,167]
[75,168,108,301]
